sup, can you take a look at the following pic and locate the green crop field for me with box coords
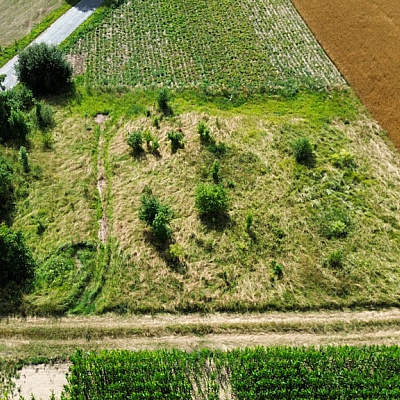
[62,346,400,399]
[66,0,345,93]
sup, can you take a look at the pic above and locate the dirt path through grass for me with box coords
[291,0,400,149]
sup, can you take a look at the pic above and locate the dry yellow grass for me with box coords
[0,0,65,46]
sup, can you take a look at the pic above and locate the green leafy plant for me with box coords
[325,250,344,268]
[157,89,172,115]
[35,102,55,130]
[246,212,253,231]
[195,183,229,219]
[332,149,357,169]
[167,130,184,152]
[293,137,314,165]
[127,130,144,154]
[320,207,351,239]
[138,189,173,244]
[18,146,29,173]
[197,121,211,143]
[271,260,284,279]
[211,159,220,182]
[0,223,34,287]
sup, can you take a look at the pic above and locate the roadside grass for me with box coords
[0,0,79,67]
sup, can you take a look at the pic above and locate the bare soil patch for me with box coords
[291,0,400,149]
[11,363,70,400]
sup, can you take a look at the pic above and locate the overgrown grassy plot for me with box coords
[62,346,400,399]
[67,0,344,92]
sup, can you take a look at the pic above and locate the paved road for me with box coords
[0,0,104,89]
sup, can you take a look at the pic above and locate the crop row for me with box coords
[62,346,400,399]
[68,0,345,93]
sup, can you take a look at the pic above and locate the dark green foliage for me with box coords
[293,137,314,165]
[0,86,32,143]
[35,102,55,130]
[197,121,211,143]
[271,260,283,279]
[0,223,34,287]
[195,183,229,219]
[138,190,172,243]
[208,140,227,157]
[127,130,143,153]
[143,130,159,153]
[320,207,351,239]
[0,157,13,221]
[325,250,344,268]
[167,130,184,152]
[157,89,172,115]
[16,43,73,95]
[211,159,220,182]
[246,212,253,231]
[18,146,30,173]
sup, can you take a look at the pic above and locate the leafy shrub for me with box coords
[35,102,55,130]
[325,250,344,268]
[271,260,284,279]
[197,121,211,143]
[18,146,30,173]
[16,43,73,95]
[127,130,143,153]
[195,183,229,219]
[143,130,159,153]
[208,141,227,157]
[211,159,220,182]
[332,149,357,169]
[293,137,314,164]
[321,207,351,239]
[0,158,13,220]
[167,130,184,152]
[138,190,173,244]
[152,116,160,129]
[0,223,34,287]
[246,212,253,231]
[157,89,172,115]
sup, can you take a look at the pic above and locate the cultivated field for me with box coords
[292,0,400,149]
[67,0,345,92]
[0,0,65,46]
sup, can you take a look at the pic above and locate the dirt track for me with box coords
[291,0,400,149]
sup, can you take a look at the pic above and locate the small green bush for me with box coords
[35,102,55,130]
[138,190,173,244]
[195,183,229,219]
[211,159,220,182]
[0,157,13,220]
[157,89,172,115]
[0,223,34,286]
[321,207,351,239]
[208,141,227,157]
[293,137,314,164]
[332,149,357,169]
[271,260,284,279]
[246,212,253,231]
[18,146,30,173]
[197,121,211,143]
[127,130,143,153]
[167,130,184,152]
[143,130,159,153]
[325,250,344,268]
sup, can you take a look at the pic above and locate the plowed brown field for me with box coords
[291,0,400,149]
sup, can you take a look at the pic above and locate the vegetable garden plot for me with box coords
[62,346,400,399]
[68,0,345,92]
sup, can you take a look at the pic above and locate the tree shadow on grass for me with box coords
[199,212,232,232]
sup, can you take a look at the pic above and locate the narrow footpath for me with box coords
[0,0,103,89]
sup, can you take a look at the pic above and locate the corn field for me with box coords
[68,0,345,93]
[62,346,400,399]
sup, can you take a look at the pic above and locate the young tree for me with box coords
[16,43,73,95]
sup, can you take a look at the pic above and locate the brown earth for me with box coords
[291,0,400,149]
